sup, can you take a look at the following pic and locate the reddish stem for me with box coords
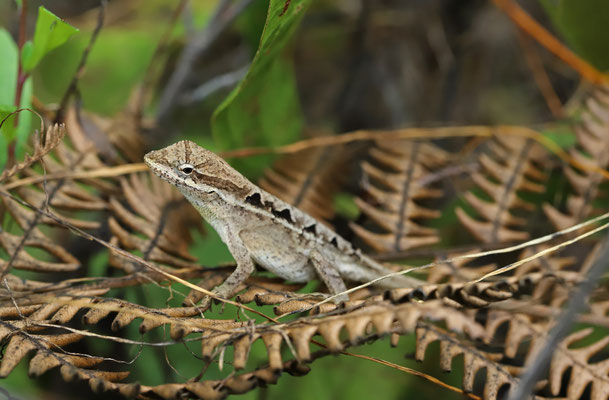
[14,0,28,113]
[10,0,29,164]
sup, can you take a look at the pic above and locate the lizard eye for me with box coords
[178,163,194,175]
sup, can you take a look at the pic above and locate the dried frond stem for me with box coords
[492,0,609,84]
[221,125,609,179]
[337,350,482,400]
[2,163,149,190]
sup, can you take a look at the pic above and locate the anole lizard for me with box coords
[144,140,423,304]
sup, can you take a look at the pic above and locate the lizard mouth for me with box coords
[142,151,155,168]
[143,151,170,181]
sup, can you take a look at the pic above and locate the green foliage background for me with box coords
[0,0,608,398]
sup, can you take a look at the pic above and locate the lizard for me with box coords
[144,140,424,305]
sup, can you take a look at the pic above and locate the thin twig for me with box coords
[134,0,188,125]
[0,267,233,302]
[32,321,192,347]
[338,350,482,400]
[509,233,609,400]
[54,0,106,123]
[0,179,65,280]
[155,0,254,124]
[2,163,148,190]
[516,30,564,118]
[472,220,609,282]
[416,162,479,187]
[372,242,505,262]
[180,64,249,105]
[2,279,24,320]
[492,0,608,84]
[12,0,28,137]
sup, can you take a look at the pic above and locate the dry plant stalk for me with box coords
[0,123,65,183]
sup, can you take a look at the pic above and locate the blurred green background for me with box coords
[0,0,608,399]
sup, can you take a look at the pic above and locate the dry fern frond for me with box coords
[0,117,126,286]
[544,85,609,230]
[108,172,203,273]
[0,226,79,273]
[482,309,609,399]
[0,296,483,399]
[0,123,66,183]
[134,302,485,400]
[0,312,137,398]
[545,328,609,399]
[5,121,115,232]
[0,193,89,278]
[415,322,517,399]
[351,139,448,253]
[201,300,485,370]
[0,294,244,337]
[387,270,580,308]
[456,136,548,243]
[65,102,146,164]
[259,144,352,222]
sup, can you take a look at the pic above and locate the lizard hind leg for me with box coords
[310,250,349,304]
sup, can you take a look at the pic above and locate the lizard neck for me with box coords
[180,189,221,221]
[179,188,239,242]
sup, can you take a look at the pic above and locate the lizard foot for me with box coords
[199,286,233,312]
[199,295,213,312]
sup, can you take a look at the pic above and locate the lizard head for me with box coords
[144,140,253,200]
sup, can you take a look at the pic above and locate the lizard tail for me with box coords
[340,256,426,289]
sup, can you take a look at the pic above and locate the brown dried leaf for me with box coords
[259,144,352,222]
[351,140,447,253]
[65,102,146,164]
[387,270,579,308]
[457,136,548,243]
[0,124,65,183]
[109,172,203,271]
[544,85,609,230]
[415,322,517,399]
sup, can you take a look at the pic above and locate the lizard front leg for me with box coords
[310,250,349,303]
[205,229,255,307]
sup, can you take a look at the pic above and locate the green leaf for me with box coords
[0,104,18,139]
[15,77,33,160]
[0,28,17,162]
[333,193,360,221]
[35,30,156,115]
[539,0,609,70]
[0,29,17,108]
[0,105,17,168]
[542,125,576,149]
[212,0,311,175]
[22,6,79,72]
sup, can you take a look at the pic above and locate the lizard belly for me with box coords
[239,227,316,282]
